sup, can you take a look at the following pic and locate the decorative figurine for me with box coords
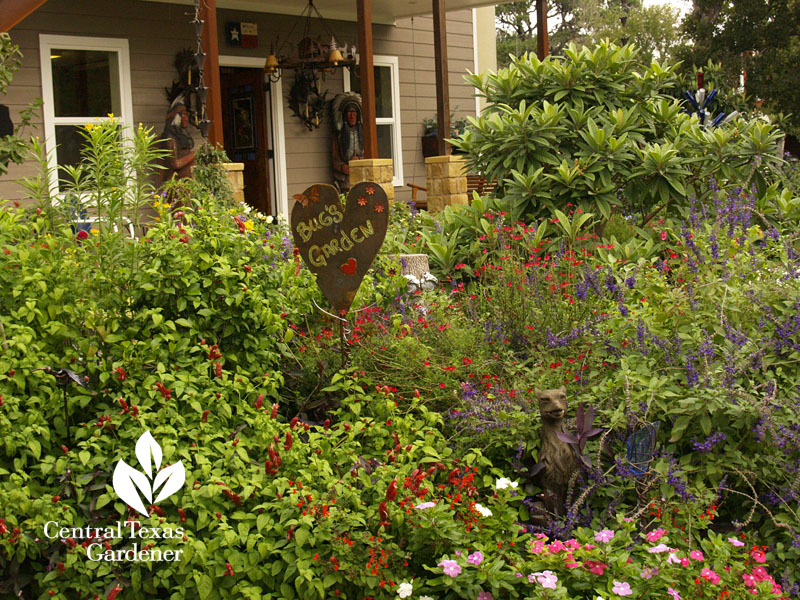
[161,92,196,180]
[530,387,577,522]
[331,92,363,193]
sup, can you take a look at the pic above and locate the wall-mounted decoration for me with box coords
[288,69,327,131]
[232,97,255,150]
[226,22,258,48]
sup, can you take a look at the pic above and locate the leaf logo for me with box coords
[112,431,185,516]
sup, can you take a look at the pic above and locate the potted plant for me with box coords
[421,111,469,157]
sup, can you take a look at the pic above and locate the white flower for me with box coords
[265,215,275,224]
[496,477,518,490]
[420,597,435,600]
[474,503,493,517]
[397,582,413,598]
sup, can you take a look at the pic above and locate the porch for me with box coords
[0,0,499,217]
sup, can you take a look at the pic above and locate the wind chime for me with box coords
[190,0,211,138]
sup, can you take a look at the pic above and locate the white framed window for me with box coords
[344,55,403,187]
[39,35,134,193]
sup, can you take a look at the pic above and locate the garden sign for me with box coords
[291,182,389,315]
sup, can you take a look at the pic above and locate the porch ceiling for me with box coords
[140,0,497,25]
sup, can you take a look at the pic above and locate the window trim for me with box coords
[39,35,134,194]
[344,55,403,188]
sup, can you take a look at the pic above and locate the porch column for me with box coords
[432,0,450,156]
[536,0,549,59]
[356,0,377,158]
[202,0,224,146]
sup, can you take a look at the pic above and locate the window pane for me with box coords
[55,125,86,183]
[348,65,393,118]
[51,49,121,117]
[377,124,393,160]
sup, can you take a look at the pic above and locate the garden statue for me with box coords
[331,92,363,193]
[531,387,577,522]
[160,93,196,180]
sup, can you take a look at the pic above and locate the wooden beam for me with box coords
[357,0,377,159]
[432,0,450,156]
[536,0,549,59]
[0,0,47,32]
[202,0,223,147]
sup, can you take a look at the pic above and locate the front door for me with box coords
[220,67,271,214]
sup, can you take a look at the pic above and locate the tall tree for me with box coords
[496,0,683,67]
[676,0,800,135]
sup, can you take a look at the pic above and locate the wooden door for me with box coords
[220,67,271,214]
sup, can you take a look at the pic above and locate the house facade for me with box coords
[0,0,497,217]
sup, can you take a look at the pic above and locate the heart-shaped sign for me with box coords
[291,182,389,314]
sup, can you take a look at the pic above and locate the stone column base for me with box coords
[223,162,245,203]
[349,158,394,201]
[424,155,467,212]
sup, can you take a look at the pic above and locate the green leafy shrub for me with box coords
[454,41,784,223]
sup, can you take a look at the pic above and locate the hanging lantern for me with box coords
[265,52,279,73]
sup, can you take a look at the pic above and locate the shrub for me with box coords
[454,41,784,224]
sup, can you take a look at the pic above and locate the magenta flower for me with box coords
[751,548,767,563]
[645,528,667,542]
[612,580,632,596]
[467,551,484,566]
[438,559,461,577]
[689,550,704,561]
[476,592,493,600]
[583,560,607,575]
[594,529,615,543]
[700,568,721,584]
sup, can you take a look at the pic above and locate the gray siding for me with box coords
[1,0,480,207]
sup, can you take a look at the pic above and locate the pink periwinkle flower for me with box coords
[640,567,658,579]
[565,538,581,550]
[594,529,615,543]
[477,592,493,600]
[700,568,721,584]
[584,560,607,575]
[751,566,770,582]
[612,580,632,596]
[438,559,461,577]
[689,550,704,561]
[467,551,484,566]
[648,543,670,553]
[667,551,681,565]
[645,528,667,542]
[532,571,558,590]
[751,548,767,563]
[667,587,681,600]
[742,573,756,587]
[728,537,745,547]
[548,540,567,554]
[680,557,690,567]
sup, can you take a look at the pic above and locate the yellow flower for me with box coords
[90,229,99,235]
[244,220,254,231]
[85,123,94,131]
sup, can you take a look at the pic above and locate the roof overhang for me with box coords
[139,0,497,25]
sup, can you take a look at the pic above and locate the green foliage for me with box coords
[0,33,39,177]
[456,41,784,223]
[192,143,235,205]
